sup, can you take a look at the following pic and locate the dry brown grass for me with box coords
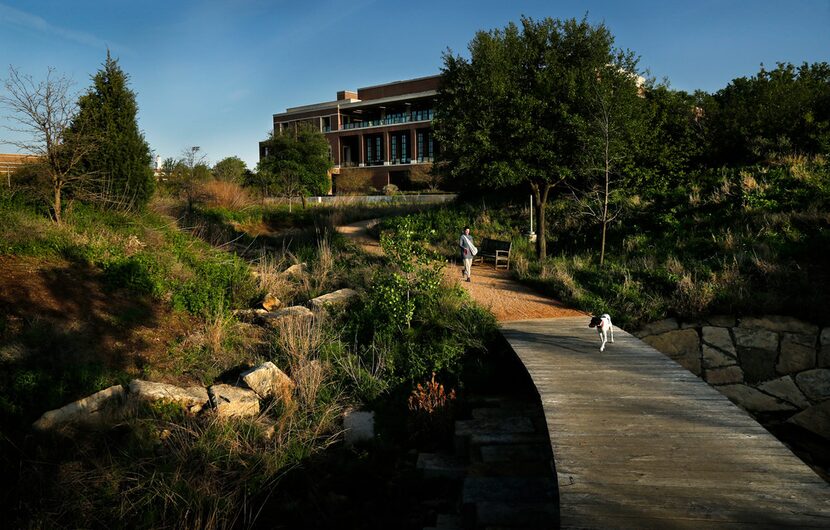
[255,249,298,302]
[198,180,254,210]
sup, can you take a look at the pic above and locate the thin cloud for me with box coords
[0,3,128,52]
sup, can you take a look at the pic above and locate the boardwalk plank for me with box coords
[500,317,830,528]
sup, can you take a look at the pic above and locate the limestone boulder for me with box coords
[261,293,282,311]
[702,344,738,369]
[208,384,261,418]
[642,329,700,375]
[33,385,125,431]
[634,318,679,338]
[259,306,314,327]
[129,379,209,413]
[701,326,736,356]
[787,401,830,440]
[281,262,307,278]
[733,327,779,352]
[233,308,267,324]
[821,327,830,346]
[776,333,816,375]
[757,376,811,409]
[739,316,818,335]
[308,288,359,310]
[715,384,797,413]
[343,408,375,446]
[241,361,295,400]
[795,369,830,402]
[705,366,744,385]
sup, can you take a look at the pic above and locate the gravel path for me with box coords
[337,220,584,322]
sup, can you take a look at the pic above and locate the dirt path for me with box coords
[337,220,584,322]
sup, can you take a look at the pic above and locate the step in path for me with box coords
[501,317,830,529]
[419,395,559,529]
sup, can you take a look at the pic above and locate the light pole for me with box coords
[527,194,537,243]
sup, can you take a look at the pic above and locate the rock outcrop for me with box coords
[129,379,209,413]
[33,385,125,431]
[241,362,295,400]
[208,384,261,418]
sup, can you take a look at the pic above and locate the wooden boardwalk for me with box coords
[500,317,830,529]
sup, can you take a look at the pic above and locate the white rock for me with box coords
[343,408,375,446]
[33,385,125,431]
[757,376,811,409]
[128,379,209,413]
[715,384,797,413]
[241,362,295,400]
[208,384,261,418]
[733,328,779,352]
[282,263,307,278]
[739,316,818,335]
[259,306,314,327]
[308,288,359,310]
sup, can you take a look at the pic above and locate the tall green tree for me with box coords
[576,54,650,265]
[257,124,332,206]
[435,16,618,258]
[72,51,154,209]
[706,62,830,165]
[212,156,247,182]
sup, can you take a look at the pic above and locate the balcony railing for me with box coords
[337,110,434,131]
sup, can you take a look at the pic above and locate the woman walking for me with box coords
[459,226,477,282]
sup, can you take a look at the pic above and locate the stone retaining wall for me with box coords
[636,315,830,441]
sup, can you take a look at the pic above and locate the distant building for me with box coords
[0,153,38,186]
[262,75,440,193]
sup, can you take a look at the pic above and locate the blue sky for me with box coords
[1,0,828,168]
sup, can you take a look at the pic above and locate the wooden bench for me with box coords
[473,237,512,270]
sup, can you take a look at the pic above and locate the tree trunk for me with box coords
[532,183,553,259]
[53,181,62,224]
[301,195,307,209]
[600,149,610,266]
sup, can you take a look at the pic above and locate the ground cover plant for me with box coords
[381,156,830,329]
[0,182,497,528]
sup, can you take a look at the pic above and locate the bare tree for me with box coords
[0,66,96,222]
[179,146,208,212]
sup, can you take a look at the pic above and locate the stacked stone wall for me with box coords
[636,315,830,441]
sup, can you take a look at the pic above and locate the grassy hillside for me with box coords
[0,186,496,528]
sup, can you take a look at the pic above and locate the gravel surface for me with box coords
[338,220,585,322]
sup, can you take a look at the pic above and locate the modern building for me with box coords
[262,75,440,193]
[0,153,38,187]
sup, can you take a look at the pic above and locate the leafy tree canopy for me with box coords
[256,124,332,200]
[706,62,830,165]
[212,156,247,182]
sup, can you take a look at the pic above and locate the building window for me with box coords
[401,134,407,162]
[375,137,381,162]
[367,140,372,162]
[428,133,434,159]
[417,132,424,162]
[391,136,397,162]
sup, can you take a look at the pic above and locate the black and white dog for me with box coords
[588,314,614,352]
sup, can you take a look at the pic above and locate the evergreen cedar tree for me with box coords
[71,51,154,210]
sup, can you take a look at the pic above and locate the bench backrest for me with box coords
[481,237,512,252]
